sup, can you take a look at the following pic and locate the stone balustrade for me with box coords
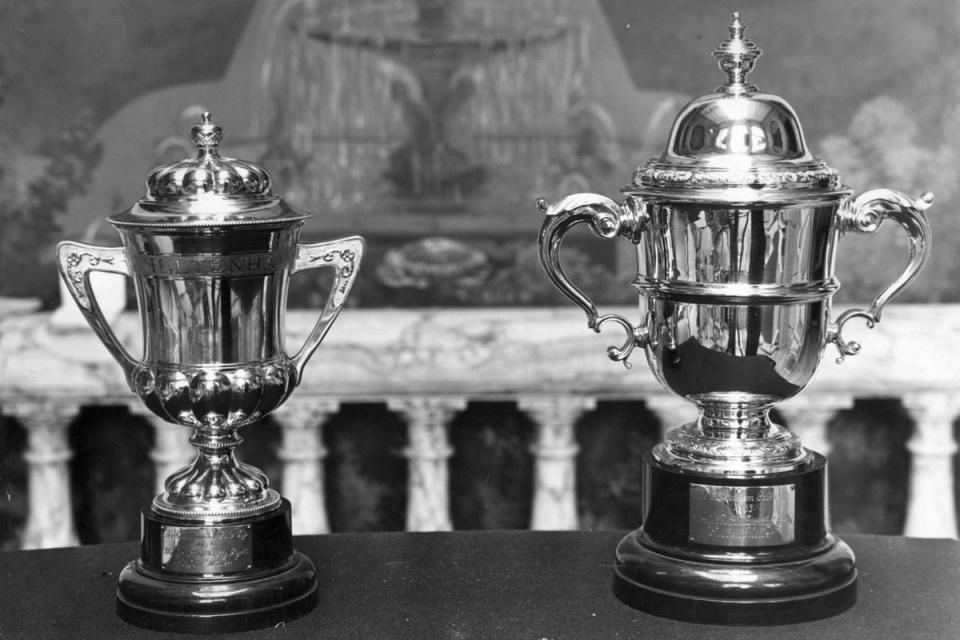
[1,305,957,547]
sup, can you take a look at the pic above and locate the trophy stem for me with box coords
[694,393,776,439]
[153,424,280,520]
[657,394,807,475]
[120,421,317,632]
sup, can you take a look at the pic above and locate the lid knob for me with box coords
[713,12,762,94]
[632,14,843,197]
[190,112,223,158]
[144,112,273,206]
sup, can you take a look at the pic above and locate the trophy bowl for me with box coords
[537,15,931,624]
[57,113,364,633]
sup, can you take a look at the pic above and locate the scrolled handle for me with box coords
[56,241,138,383]
[290,235,365,379]
[830,189,933,361]
[536,193,648,367]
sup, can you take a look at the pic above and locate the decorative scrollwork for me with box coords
[593,314,647,369]
[829,189,932,362]
[828,309,874,364]
[634,165,841,190]
[63,250,124,311]
[305,247,358,300]
[63,250,118,310]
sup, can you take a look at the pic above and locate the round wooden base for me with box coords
[117,499,317,633]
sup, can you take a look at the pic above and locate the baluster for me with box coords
[778,393,853,458]
[778,394,852,530]
[8,401,80,549]
[388,397,466,532]
[273,399,340,535]
[518,396,594,530]
[901,393,959,539]
[128,405,195,497]
[644,394,696,438]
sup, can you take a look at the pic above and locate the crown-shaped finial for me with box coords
[190,112,223,157]
[145,112,273,201]
[712,12,762,93]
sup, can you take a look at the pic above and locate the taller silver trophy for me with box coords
[538,15,931,624]
[57,113,364,632]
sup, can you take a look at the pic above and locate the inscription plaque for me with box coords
[161,525,253,574]
[689,484,796,547]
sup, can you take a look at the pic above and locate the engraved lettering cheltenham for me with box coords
[689,484,796,547]
[130,249,292,277]
[161,525,253,574]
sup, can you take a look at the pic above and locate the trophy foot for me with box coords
[613,452,857,624]
[116,499,318,633]
[613,532,857,625]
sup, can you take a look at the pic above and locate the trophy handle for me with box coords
[290,235,365,379]
[537,193,648,367]
[55,241,138,382]
[830,189,933,360]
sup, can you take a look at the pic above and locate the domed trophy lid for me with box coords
[109,112,307,228]
[630,13,850,204]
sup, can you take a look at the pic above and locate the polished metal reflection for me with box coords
[539,14,905,620]
[537,14,933,474]
[57,114,365,521]
[57,111,356,631]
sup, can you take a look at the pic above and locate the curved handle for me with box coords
[290,235,365,379]
[536,193,647,367]
[830,189,933,361]
[56,241,138,383]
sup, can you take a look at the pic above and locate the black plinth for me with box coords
[116,499,318,634]
[613,451,857,625]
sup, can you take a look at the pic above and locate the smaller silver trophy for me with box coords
[57,113,364,632]
[538,14,931,624]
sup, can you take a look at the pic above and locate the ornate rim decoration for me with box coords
[633,165,843,191]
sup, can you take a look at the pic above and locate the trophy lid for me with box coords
[109,112,307,227]
[630,14,848,203]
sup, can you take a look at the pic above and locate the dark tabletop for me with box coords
[0,531,957,639]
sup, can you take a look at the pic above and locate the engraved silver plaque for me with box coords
[161,525,253,574]
[689,484,796,547]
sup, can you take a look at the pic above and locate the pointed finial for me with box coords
[713,12,762,93]
[190,111,223,157]
[729,11,745,39]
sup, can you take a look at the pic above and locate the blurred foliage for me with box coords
[0,113,102,305]
[821,93,960,303]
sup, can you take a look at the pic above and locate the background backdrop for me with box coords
[0,0,954,544]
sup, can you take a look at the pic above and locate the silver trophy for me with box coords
[57,113,364,632]
[538,15,931,624]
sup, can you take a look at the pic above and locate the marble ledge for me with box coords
[0,304,956,404]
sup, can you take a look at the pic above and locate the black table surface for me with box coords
[0,531,957,639]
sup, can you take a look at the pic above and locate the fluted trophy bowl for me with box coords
[57,113,364,632]
[128,227,302,433]
[538,15,932,624]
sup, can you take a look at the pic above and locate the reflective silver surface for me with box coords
[636,202,838,299]
[537,15,933,474]
[57,114,365,520]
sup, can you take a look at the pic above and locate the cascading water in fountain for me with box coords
[262,0,584,216]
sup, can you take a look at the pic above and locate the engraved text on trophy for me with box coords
[130,249,295,277]
[161,525,254,574]
[689,484,796,546]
